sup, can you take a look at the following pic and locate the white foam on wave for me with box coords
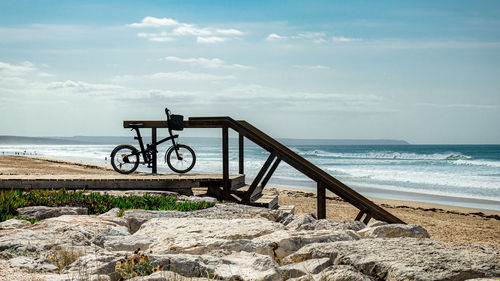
[452,159,500,168]
[294,149,473,161]
[327,166,500,191]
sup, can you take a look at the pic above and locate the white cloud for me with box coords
[196,36,225,44]
[150,37,176,42]
[47,80,124,93]
[0,61,52,81]
[129,17,243,44]
[145,71,234,80]
[129,17,179,28]
[266,33,287,41]
[216,29,244,35]
[332,36,361,42]
[114,71,235,82]
[0,61,37,76]
[173,24,211,36]
[293,64,330,70]
[163,56,249,69]
[416,102,498,109]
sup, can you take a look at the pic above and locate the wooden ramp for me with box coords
[0,174,245,196]
[123,117,405,224]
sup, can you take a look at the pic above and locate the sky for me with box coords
[0,0,499,144]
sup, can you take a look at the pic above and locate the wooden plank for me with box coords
[317,181,326,219]
[242,152,276,204]
[260,158,281,190]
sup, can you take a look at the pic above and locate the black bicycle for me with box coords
[110,108,196,174]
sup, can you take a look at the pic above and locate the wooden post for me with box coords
[260,158,281,190]
[242,152,276,204]
[317,181,326,219]
[222,126,229,200]
[152,128,157,174]
[239,133,244,174]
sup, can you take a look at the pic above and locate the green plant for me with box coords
[16,215,39,224]
[4,247,38,258]
[115,249,162,279]
[0,189,216,223]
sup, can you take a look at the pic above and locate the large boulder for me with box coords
[134,217,283,255]
[150,252,280,281]
[16,206,88,221]
[0,219,31,230]
[279,258,332,279]
[255,230,361,260]
[357,224,430,239]
[288,265,376,281]
[283,238,500,280]
[122,203,287,233]
[0,215,128,252]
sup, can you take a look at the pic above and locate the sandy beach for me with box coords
[1,155,499,250]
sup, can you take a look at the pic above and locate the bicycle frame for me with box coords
[131,127,179,165]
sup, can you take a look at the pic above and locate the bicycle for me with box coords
[110,108,196,174]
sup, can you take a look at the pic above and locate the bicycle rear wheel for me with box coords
[165,144,196,173]
[111,144,140,174]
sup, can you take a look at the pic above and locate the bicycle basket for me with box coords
[169,114,184,131]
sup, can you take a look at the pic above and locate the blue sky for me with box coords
[1,0,499,143]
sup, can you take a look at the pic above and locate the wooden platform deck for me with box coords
[0,174,245,195]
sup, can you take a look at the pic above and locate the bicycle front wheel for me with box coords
[111,144,140,174]
[165,144,196,173]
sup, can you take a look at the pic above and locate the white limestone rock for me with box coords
[283,238,500,280]
[16,206,88,220]
[357,224,430,239]
[0,219,31,230]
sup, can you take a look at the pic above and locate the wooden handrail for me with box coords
[124,117,405,224]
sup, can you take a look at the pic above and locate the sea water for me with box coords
[1,140,499,211]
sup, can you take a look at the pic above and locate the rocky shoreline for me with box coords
[0,195,498,281]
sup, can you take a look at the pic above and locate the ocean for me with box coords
[1,139,499,211]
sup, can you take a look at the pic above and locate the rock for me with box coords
[293,219,366,232]
[123,203,285,234]
[65,249,122,280]
[279,258,332,279]
[91,226,131,247]
[16,206,88,221]
[128,271,211,281]
[99,208,121,217]
[0,219,31,230]
[8,256,58,272]
[39,273,111,281]
[255,230,361,260]
[357,224,430,239]
[177,195,217,204]
[289,265,376,281]
[135,217,283,255]
[367,220,388,227]
[0,215,128,252]
[283,238,500,280]
[151,251,280,280]
[286,214,317,230]
[103,235,156,252]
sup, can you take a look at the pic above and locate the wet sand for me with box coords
[1,155,499,250]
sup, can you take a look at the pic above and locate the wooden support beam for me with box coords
[151,128,157,174]
[355,210,365,221]
[260,158,281,190]
[239,133,244,174]
[363,213,372,224]
[242,152,276,203]
[317,181,326,219]
[222,126,230,201]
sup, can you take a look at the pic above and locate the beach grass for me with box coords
[0,189,215,222]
